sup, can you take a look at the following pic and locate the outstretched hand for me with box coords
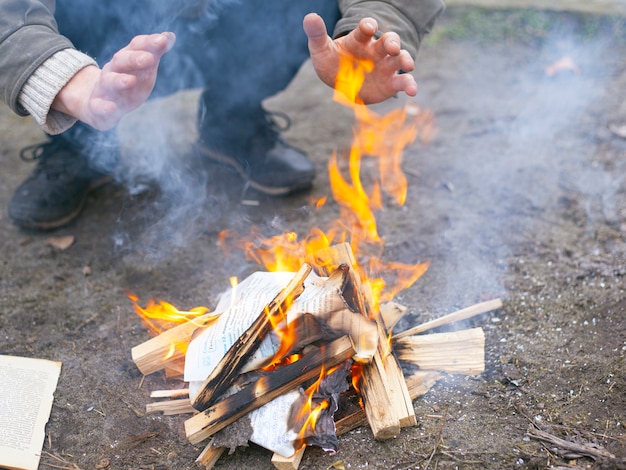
[303,13,417,105]
[52,32,176,131]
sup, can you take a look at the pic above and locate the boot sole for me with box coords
[194,143,313,196]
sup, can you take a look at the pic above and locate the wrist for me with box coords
[52,65,101,123]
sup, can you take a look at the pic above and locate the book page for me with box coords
[0,355,62,470]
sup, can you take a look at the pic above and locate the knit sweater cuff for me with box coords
[18,49,97,135]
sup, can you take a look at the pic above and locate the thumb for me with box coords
[303,13,331,54]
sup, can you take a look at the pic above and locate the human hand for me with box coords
[52,32,176,130]
[303,13,417,105]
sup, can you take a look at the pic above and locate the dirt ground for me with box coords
[1,6,625,470]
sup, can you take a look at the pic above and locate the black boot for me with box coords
[8,136,118,230]
[194,101,315,196]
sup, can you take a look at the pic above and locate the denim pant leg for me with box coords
[190,0,341,111]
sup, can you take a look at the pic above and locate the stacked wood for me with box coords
[185,335,355,444]
[306,242,414,438]
[130,243,502,470]
[191,263,312,411]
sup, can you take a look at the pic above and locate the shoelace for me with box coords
[18,140,75,179]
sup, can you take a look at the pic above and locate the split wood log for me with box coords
[131,312,218,375]
[393,298,502,339]
[146,398,196,416]
[185,335,355,445]
[271,447,305,470]
[334,370,445,436]
[191,263,312,411]
[150,389,189,399]
[307,242,414,438]
[164,359,185,378]
[196,437,226,469]
[395,327,485,375]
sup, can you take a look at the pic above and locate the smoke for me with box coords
[401,11,625,315]
[52,1,343,261]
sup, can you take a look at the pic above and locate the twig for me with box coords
[71,312,99,334]
[424,405,448,469]
[527,425,616,461]
[41,451,82,470]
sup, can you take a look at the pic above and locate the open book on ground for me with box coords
[0,355,61,470]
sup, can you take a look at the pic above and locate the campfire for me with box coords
[128,54,502,469]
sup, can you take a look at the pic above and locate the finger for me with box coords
[303,13,331,54]
[97,70,138,94]
[128,32,176,55]
[376,32,402,57]
[397,49,415,73]
[110,50,157,73]
[351,17,378,45]
[392,73,418,96]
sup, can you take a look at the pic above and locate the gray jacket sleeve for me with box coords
[0,0,77,115]
[334,0,445,59]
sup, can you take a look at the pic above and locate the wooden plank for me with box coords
[395,328,486,376]
[307,243,404,439]
[195,438,226,469]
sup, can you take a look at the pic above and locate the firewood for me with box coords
[195,437,226,469]
[308,242,414,438]
[271,447,305,470]
[146,398,196,416]
[191,264,312,411]
[185,335,355,445]
[334,370,444,436]
[131,313,218,375]
[393,298,502,339]
[395,327,485,375]
[150,389,189,399]
[164,359,185,378]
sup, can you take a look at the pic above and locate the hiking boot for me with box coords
[8,139,116,230]
[195,105,315,196]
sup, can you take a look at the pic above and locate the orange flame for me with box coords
[128,291,211,337]
[292,362,343,446]
[263,292,300,369]
[218,56,432,308]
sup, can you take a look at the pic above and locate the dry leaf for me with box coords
[44,235,75,250]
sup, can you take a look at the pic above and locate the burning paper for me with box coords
[183,268,377,456]
[185,269,376,397]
